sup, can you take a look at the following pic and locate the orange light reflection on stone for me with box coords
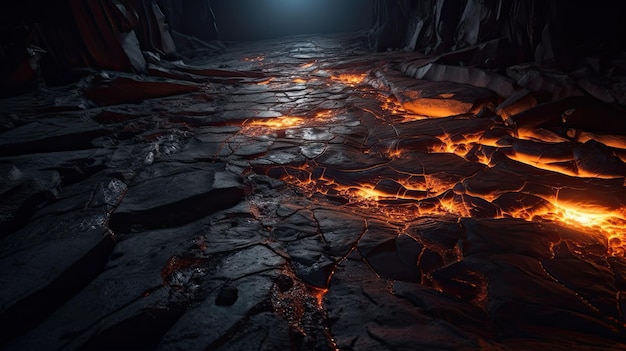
[331,73,367,86]
[243,101,626,257]
[273,157,626,256]
[309,286,329,309]
[247,116,305,129]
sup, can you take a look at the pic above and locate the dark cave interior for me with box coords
[2,1,626,350]
[3,0,626,92]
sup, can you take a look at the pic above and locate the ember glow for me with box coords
[273,162,626,256]
[247,116,305,129]
[256,77,274,85]
[310,287,329,308]
[300,62,316,69]
[331,73,367,86]
[556,204,619,231]
[542,203,626,256]
[244,76,626,256]
[238,110,343,139]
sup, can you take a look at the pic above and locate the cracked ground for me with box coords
[1,33,626,350]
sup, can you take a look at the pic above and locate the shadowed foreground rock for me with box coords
[1,33,626,350]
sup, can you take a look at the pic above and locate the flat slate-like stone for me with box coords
[0,117,109,156]
[109,162,246,232]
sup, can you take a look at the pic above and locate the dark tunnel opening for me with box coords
[214,0,375,41]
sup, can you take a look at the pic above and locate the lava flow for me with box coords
[246,72,626,257]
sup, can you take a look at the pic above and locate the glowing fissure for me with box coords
[241,71,626,257]
[247,116,305,129]
[275,161,626,256]
[330,73,367,86]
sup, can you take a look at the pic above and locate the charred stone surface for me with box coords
[1,31,626,350]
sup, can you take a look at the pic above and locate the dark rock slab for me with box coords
[299,142,327,159]
[291,253,336,288]
[572,140,626,179]
[10,216,284,350]
[162,126,242,161]
[511,96,626,135]
[508,138,575,164]
[160,261,283,349]
[85,77,200,106]
[8,221,197,350]
[490,151,626,211]
[0,169,128,345]
[357,220,422,282]
[392,281,499,340]
[393,116,496,142]
[0,170,60,237]
[511,67,583,100]
[504,138,626,179]
[462,165,525,200]
[231,138,275,157]
[0,164,23,195]
[405,217,463,257]
[484,253,625,342]
[461,218,560,260]
[92,108,146,124]
[169,62,266,79]
[274,207,365,288]
[325,252,501,350]
[0,227,114,344]
[1,149,112,183]
[162,246,288,349]
[257,149,305,166]
[0,117,109,157]
[273,207,319,241]
[207,312,292,351]
[315,143,387,170]
[430,259,488,304]
[147,64,210,83]
[495,88,538,123]
[405,62,516,98]
[543,242,620,319]
[109,162,246,232]
[313,208,365,258]
[389,152,486,180]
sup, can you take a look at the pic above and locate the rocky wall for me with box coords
[373,0,626,70]
[0,0,181,97]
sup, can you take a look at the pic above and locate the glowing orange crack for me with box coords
[241,100,626,258]
[247,116,305,129]
[330,73,367,86]
[272,162,626,256]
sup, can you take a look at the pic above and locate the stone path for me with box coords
[1,33,626,350]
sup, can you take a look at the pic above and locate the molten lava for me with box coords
[237,69,626,258]
[247,116,305,129]
[331,73,367,86]
[310,287,329,309]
